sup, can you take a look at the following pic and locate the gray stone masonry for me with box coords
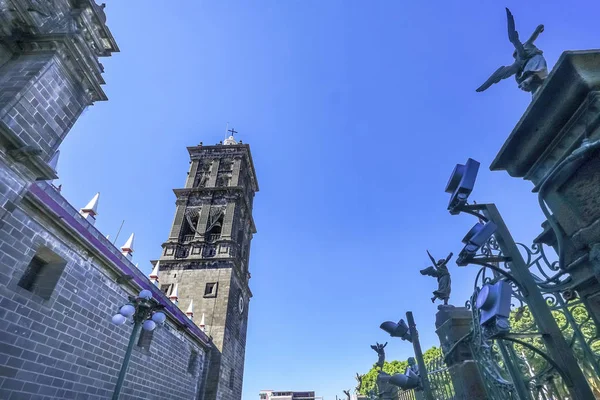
[159,142,259,400]
[435,307,486,400]
[0,0,118,234]
[0,181,212,399]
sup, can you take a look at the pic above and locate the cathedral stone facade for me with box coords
[0,2,256,400]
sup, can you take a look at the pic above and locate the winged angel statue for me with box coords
[420,251,453,305]
[476,8,548,94]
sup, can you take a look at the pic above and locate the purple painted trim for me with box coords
[28,183,211,347]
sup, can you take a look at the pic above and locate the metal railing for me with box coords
[425,356,455,400]
[397,390,416,400]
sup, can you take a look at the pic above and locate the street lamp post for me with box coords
[404,312,433,400]
[110,289,166,400]
[379,312,435,400]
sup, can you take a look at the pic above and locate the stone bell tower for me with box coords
[157,132,258,400]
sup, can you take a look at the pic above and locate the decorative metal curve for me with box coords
[463,234,600,399]
[501,336,573,386]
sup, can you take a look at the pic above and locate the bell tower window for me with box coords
[207,214,224,242]
[180,211,199,242]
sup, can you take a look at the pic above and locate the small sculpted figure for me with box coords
[476,8,547,95]
[355,373,363,393]
[376,371,399,400]
[420,251,453,305]
[370,342,387,370]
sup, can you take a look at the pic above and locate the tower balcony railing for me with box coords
[206,233,221,242]
[181,233,221,243]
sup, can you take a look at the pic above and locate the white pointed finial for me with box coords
[169,283,179,304]
[135,263,139,269]
[120,233,134,258]
[149,261,160,286]
[80,193,100,225]
[106,234,110,240]
[186,299,194,319]
[48,150,60,181]
[199,313,205,332]
[49,150,60,171]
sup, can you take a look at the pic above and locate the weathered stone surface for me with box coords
[159,142,259,400]
[0,0,119,231]
[0,182,211,399]
[491,50,600,178]
[435,308,486,400]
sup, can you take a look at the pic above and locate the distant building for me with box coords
[260,390,319,400]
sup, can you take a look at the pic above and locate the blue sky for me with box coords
[56,1,599,399]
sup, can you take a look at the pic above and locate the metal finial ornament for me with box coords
[476,8,547,95]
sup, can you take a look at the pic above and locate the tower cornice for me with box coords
[187,144,259,192]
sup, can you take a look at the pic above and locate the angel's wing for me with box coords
[475,63,519,92]
[506,8,525,59]
[444,252,453,264]
[426,250,437,267]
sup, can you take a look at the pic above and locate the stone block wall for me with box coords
[0,182,212,400]
[0,53,89,162]
[160,266,232,400]
[0,0,119,237]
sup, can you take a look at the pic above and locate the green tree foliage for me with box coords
[422,346,442,366]
[508,303,600,397]
[357,303,600,397]
[357,347,443,395]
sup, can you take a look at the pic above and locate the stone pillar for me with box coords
[490,50,600,325]
[195,205,212,241]
[220,202,236,238]
[169,201,187,239]
[185,161,200,188]
[230,158,242,186]
[207,159,220,187]
[435,307,486,400]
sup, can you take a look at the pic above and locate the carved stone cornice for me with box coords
[526,91,600,188]
[491,50,600,178]
[1,0,118,102]
[187,143,259,192]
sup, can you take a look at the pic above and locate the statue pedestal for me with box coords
[490,50,600,325]
[435,307,486,400]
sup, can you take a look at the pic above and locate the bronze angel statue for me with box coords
[420,251,453,305]
[370,342,387,370]
[355,373,363,393]
[476,8,548,94]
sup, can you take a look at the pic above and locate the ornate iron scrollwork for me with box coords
[465,237,600,399]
